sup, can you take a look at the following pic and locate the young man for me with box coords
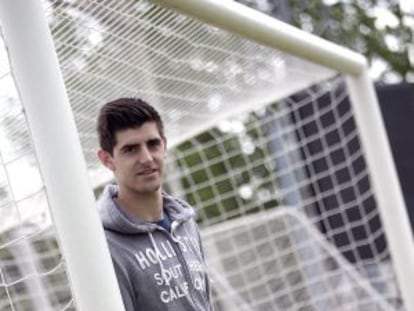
[96,98,212,311]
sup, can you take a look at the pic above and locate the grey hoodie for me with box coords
[98,185,212,311]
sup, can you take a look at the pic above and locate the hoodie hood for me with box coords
[98,184,194,234]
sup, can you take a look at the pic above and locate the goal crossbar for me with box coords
[152,0,367,75]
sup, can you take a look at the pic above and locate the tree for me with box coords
[238,0,414,83]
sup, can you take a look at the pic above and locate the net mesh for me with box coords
[169,79,400,310]
[0,0,404,310]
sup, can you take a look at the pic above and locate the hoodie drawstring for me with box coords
[149,232,170,286]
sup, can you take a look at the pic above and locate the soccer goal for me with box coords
[0,0,413,310]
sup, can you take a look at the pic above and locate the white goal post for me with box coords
[0,1,125,311]
[0,0,413,310]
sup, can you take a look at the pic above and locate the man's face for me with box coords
[99,122,167,196]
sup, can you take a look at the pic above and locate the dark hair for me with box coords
[97,98,164,154]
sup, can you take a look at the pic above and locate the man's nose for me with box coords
[139,146,152,163]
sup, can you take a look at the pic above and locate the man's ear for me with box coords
[98,149,115,171]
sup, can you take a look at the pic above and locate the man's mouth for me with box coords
[138,168,157,176]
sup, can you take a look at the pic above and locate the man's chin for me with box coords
[134,184,161,195]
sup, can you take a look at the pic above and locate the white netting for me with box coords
[0,0,405,310]
[166,78,401,310]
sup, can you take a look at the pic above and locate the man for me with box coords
[96,98,212,311]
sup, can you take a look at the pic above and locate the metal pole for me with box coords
[0,1,125,310]
[346,70,414,311]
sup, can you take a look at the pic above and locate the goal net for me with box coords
[166,77,400,311]
[0,0,411,310]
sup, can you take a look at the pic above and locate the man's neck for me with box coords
[116,188,163,222]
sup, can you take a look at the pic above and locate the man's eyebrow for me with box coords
[120,138,161,150]
[148,138,162,143]
[120,143,140,151]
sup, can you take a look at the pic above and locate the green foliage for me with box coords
[240,0,414,82]
[298,0,412,81]
[173,115,280,225]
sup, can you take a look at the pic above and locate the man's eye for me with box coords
[148,140,161,149]
[124,146,136,154]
